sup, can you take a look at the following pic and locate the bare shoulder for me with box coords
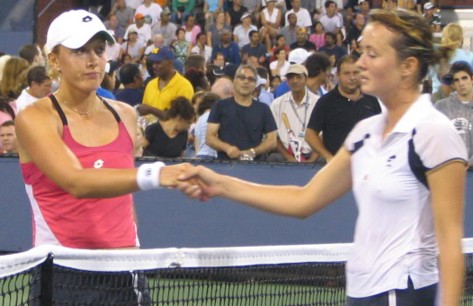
[103,98,138,140]
[16,97,60,130]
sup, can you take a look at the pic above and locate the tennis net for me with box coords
[0,240,472,305]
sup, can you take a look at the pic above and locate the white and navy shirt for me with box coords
[344,94,467,298]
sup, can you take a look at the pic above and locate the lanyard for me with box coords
[288,91,309,133]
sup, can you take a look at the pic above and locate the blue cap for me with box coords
[148,46,175,62]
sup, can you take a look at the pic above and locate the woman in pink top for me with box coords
[309,21,326,50]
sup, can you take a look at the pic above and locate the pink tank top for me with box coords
[21,95,138,249]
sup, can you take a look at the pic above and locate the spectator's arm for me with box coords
[305,128,333,162]
[184,0,196,14]
[252,130,277,155]
[206,122,241,159]
[275,137,296,162]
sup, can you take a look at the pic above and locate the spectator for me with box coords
[281,13,299,46]
[206,65,277,160]
[211,28,241,65]
[98,61,119,99]
[19,44,45,67]
[135,0,163,27]
[115,63,144,106]
[185,54,208,74]
[225,0,249,29]
[145,34,165,55]
[345,12,365,50]
[382,0,398,10]
[16,66,53,112]
[270,34,290,62]
[435,61,473,166]
[185,68,210,91]
[191,33,212,62]
[319,0,343,34]
[194,92,221,159]
[241,30,268,66]
[260,0,283,52]
[206,11,232,48]
[139,46,194,119]
[0,96,16,126]
[143,97,195,157]
[151,8,177,47]
[212,52,226,68]
[290,27,317,52]
[270,64,319,162]
[270,48,290,80]
[120,30,146,64]
[358,0,370,17]
[318,32,347,67]
[0,57,29,99]
[171,0,196,25]
[423,2,441,33]
[256,66,274,106]
[104,13,126,43]
[182,15,201,46]
[173,28,192,65]
[233,13,258,49]
[309,21,326,50]
[110,0,134,32]
[211,76,234,98]
[305,55,381,162]
[0,120,17,154]
[124,13,152,45]
[203,0,224,25]
[285,0,312,29]
[274,48,312,98]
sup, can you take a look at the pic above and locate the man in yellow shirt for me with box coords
[139,46,194,119]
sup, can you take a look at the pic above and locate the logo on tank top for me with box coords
[93,159,104,168]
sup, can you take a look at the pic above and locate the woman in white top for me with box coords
[178,9,467,306]
[269,48,290,80]
[260,0,282,52]
[233,13,257,49]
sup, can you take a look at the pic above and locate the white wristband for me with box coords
[136,162,166,191]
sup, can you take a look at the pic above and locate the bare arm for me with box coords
[305,128,333,162]
[205,122,240,159]
[178,147,353,217]
[428,161,466,306]
[16,100,186,198]
[252,130,277,155]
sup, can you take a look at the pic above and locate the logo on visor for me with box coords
[82,16,93,22]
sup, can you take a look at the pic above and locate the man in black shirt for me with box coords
[305,55,381,162]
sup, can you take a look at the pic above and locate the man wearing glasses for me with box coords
[206,65,277,161]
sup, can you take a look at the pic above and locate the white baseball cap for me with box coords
[46,10,115,53]
[288,48,311,65]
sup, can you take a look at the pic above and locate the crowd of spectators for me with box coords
[1,0,472,163]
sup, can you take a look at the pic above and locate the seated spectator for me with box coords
[260,0,282,52]
[211,76,234,98]
[194,92,221,159]
[135,0,163,27]
[191,33,212,62]
[256,67,274,106]
[345,12,364,49]
[241,30,268,66]
[211,29,241,65]
[151,8,177,46]
[0,96,16,126]
[290,27,317,52]
[281,13,299,47]
[0,57,29,99]
[309,21,326,50]
[110,0,134,32]
[318,32,347,67]
[225,0,248,29]
[319,0,343,34]
[423,2,441,33]
[171,0,196,25]
[173,28,191,65]
[19,44,45,67]
[182,15,201,46]
[206,11,232,48]
[203,0,224,26]
[233,13,257,49]
[270,48,290,80]
[285,0,312,29]
[124,13,152,45]
[382,0,398,10]
[115,63,144,106]
[121,30,146,63]
[0,120,17,154]
[16,66,52,112]
[98,61,119,99]
[269,34,290,62]
[104,13,126,43]
[145,34,165,55]
[184,68,210,91]
[143,97,195,157]
[206,65,277,160]
[212,52,226,68]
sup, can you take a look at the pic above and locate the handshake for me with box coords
[159,163,217,201]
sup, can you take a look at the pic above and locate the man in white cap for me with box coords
[269,64,319,162]
[423,2,441,33]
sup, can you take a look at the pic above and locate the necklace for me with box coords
[62,100,99,118]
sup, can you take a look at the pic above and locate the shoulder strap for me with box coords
[101,98,121,123]
[50,94,68,126]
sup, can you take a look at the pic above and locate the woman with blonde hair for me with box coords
[0,57,29,99]
[429,23,473,93]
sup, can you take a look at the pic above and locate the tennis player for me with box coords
[177,9,467,306]
[16,9,189,250]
